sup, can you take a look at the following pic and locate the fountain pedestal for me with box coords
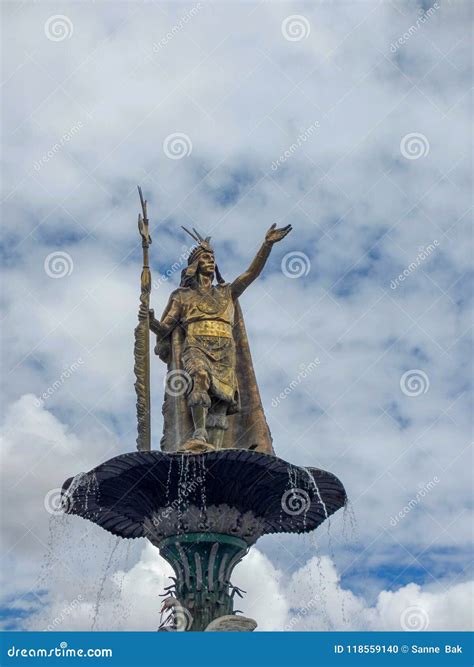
[159,533,248,631]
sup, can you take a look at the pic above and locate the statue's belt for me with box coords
[187,320,233,338]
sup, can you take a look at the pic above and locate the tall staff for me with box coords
[134,186,152,451]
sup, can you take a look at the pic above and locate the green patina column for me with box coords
[159,533,248,631]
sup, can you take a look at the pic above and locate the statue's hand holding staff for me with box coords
[139,304,164,338]
[138,303,152,321]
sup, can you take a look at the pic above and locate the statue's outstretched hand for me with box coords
[265,223,292,244]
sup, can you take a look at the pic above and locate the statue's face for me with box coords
[198,252,215,277]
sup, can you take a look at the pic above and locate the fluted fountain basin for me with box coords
[61,449,347,546]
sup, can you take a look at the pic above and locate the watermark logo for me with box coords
[281,488,311,515]
[146,4,202,55]
[400,133,430,160]
[44,487,70,515]
[163,133,193,160]
[272,358,320,408]
[174,605,193,631]
[164,369,192,397]
[7,643,112,658]
[44,596,84,631]
[284,595,320,630]
[146,475,205,531]
[44,251,74,279]
[44,15,74,42]
[161,602,193,631]
[271,121,320,171]
[389,241,439,290]
[34,357,85,406]
[153,245,192,289]
[400,369,430,397]
[389,477,440,527]
[281,15,311,42]
[400,605,430,631]
[34,121,86,172]
[390,3,440,53]
[281,251,311,279]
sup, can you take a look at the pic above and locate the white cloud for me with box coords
[280,556,473,632]
[0,395,118,599]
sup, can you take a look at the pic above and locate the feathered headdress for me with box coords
[181,226,225,285]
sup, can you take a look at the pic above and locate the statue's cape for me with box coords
[157,294,274,455]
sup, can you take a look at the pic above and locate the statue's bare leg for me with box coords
[188,368,211,442]
[207,401,228,450]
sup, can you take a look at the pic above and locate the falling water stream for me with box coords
[90,537,121,630]
[301,467,340,630]
[176,454,191,530]
[198,455,207,511]
[342,499,358,541]
[110,539,133,629]
[165,456,173,505]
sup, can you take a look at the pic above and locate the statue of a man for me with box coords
[144,223,291,454]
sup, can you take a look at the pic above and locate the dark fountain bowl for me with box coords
[61,449,347,546]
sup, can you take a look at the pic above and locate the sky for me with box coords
[0,0,472,632]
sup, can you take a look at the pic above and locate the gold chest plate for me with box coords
[187,320,232,338]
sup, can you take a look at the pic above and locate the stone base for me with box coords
[205,615,257,632]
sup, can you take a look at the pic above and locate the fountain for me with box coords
[60,189,346,631]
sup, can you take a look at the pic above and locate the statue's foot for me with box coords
[192,428,208,442]
[177,439,216,455]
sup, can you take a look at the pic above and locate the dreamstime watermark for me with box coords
[34,121,85,172]
[44,15,73,41]
[147,475,205,530]
[164,369,192,397]
[34,357,85,407]
[390,3,440,53]
[389,240,439,290]
[271,121,320,171]
[281,15,311,42]
[389,477,440,527]
[153,245,192,289]
[44,251,74,278]
[163,133,193,160]
[400,369,430,397]
[162,603,193,632]
[44,487,70,515]
[284,595,320,630]
[145,4,202,56]
[272,358,320,407]
[281,488,311,515]
[400,132,430,160]
[44,596,84,631]
[400,605,430,631]
[281,251,311,279]
[7,642,112,658]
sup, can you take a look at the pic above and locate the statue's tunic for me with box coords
[158,284,239,411]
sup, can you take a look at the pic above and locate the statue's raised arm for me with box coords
[230,223,292,299]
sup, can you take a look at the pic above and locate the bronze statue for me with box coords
[137,212,291,455]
